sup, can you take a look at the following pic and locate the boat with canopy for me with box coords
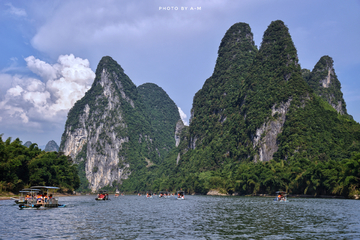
[18,186,65,209]
[12,188,39,205]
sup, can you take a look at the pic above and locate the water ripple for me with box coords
[1,195,360,239]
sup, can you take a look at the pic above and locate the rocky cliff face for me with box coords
[60,56,180,192]
[175,120,185,147]
[253,99,292,162]
[44,140,59,152]
[60,59,132,192]
[305,55,347,115]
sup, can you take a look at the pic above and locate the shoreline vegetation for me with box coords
[0,136,80,195]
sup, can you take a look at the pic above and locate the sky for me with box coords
[1,0,360,148]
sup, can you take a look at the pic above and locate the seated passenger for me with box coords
[37,194,42,203]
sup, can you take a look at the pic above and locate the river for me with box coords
[1,195,360,239]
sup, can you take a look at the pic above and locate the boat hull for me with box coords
[19,203,65,209]
[95,198,109,200]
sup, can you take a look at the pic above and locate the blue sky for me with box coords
[1,0,360,147]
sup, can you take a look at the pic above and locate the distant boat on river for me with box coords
[95,190,110,200]
[115,189,120,197]
[274,191,287,202]
[176,191,185,200]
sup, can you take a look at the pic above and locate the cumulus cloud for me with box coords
[0,54,95,129]
[178,107,188,126]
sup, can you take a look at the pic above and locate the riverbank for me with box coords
[205,189,358,199]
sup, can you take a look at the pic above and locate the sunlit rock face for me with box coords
[60,65,131,192]
[253,99,292,162]
[175,120,185,148]
[305,55,348,115]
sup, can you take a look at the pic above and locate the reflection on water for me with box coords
[1,195,360,239]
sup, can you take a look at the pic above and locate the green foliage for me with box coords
[187,22,258,170]
[0,135,79,193]
[76,160,90,193]
[138,83,180,158]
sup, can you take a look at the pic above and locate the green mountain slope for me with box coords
[185,22,258,169]
[159,20,360,197]
[138,83,180,158]
[60,56,180,192]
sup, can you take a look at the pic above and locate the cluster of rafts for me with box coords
[96,190,186,200]
[142,191,185,200]
[12,187,286,209]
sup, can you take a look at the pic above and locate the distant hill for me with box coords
[44,140,59,152]
[23,141,32,147]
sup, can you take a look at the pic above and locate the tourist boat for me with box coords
[158,191,169,198]
[12,188,39,205]
[115,189,120,197]
[18,186,65,209]
[176,191,185,200]
[95,190,110,200]
[146,191,153,198]
[274,191,287,202]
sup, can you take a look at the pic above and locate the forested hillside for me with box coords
[135,20,360,198]
[0,135,79,193]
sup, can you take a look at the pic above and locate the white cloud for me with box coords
[0,54,95,128]
[7,85,24,97]
[178,107,188,126]
[5,3,27,17]
[25,56,58,80]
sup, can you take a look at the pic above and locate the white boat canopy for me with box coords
[30,186,60,190]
